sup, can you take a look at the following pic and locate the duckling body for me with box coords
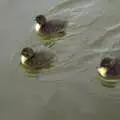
[20,47,55,70]
[40,20,67,35]
[97,57,120,78]
[34,15,67,36]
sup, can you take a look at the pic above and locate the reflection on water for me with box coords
[1,0,120,120]
[97,75,119,88]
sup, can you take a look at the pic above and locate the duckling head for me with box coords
[34,14,46,32]
[21,47,34,65]
[97,57,112,78]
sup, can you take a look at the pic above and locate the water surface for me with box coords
[1,0,120,120]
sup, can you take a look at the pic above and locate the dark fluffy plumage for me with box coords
[35,14,67,36]
[21,47,55,70]
[98,57,120,78]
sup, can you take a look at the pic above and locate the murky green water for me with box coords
[1,0,120,119]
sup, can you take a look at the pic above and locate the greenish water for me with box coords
[1,0,120,120]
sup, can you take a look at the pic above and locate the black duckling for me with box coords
[97,57,120,78]
[20,47,55,70]
[34,14,67,36]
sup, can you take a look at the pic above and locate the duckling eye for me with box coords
[104,64,109,67]
[101,62,109,67]
[23,51,32,57]
[23,51,28,56]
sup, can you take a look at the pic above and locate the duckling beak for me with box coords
[97,67,108,78]
[20,55,28,65]
[34,23,41,32]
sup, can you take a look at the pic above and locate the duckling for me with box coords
[20,47,55,70]
[34,14,67,36]
[97,57,120,78]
